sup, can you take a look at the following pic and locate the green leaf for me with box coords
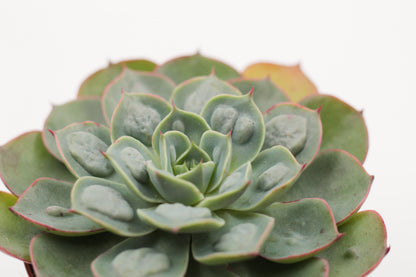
[276,150,373,224]
[110,92,172,146]
[263,103,322,165]
[106,136,163,203]
[261,198,340,263]
[0,192,41,262]
[72,177,155,237]
[0,131,75,196]
[317,211,388,277]
[170,75,241,114]
[10,178,103,236]
[137,203,225,233]
[78,60,156,97]
[230,78,289,112]
[156,53,240,84]
[158,131,191,173]
[102,69,175,123]
[147,161,204,205]
[192,211,274,265]
[201,93,265,172]
[43,98,107,161]
[230,257,329,277]
[92,232,189,277]
[31,232,123,277]
[197,162,251,211]
[177,161,215,194]
[186,257,237,277]
[229,146,302,211]
[300,94,368,162]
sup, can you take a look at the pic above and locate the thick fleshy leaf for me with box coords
[197,163,251,211]
[317,211,388,277]
[110,92,172,145]
[199,130,232,192]
[300,94,368,162]
[78,60,156,97]
[31,232,123,277]
[43,98,107,161]
[230,78,289,112]
[159,131,191,173]
[0,131,75,196]
[105,136,163,203]
[147,162,204,205]
[170,75,241,114]
[263,103,322,165]
[55,122,119,181]
[192,211,274,265]
[201,93,265,171]
[177,161,215,194]
[242,63,318,102]
[11,178,102,236]
[276,150,373,224]
[186,257,237,277]
[137,203,225,233]
[102,69,175,123]
[71,177,155,237]
[229,146,302,211]
[92,232,189,277]
[230,257,329,277]
[261,199,340,263]
[152,107,211,155]
[156,53,240,84]
[0,192,41,262]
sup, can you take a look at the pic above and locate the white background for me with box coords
[0,1,414,276]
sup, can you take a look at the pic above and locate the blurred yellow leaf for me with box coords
[243,63,318,102]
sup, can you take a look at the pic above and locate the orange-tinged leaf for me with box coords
[243,63,318,102]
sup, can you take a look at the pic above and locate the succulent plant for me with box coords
[0,54,388,277]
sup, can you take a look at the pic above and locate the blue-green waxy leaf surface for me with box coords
[43,98,107,161]
[10,178,102,236]
[92,232,190,277]
[72,177,155,237]
[276,149,372,224]
[0,131,75,196]
[0,192,41,262]
[102,69,175,123]
[170,75,241,114]
[192,211,274,265]
[137,203,225,233]
[263,103,322,165]
[261,198,340,263]
[186,257,237,277]
[201,93,265,171]
[31,232,123,277]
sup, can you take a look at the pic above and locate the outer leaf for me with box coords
[201,93,265,171]
[170,75,241,114]
[0,192,41,262]
[261,199,340,263]
[43,98,107,161]
[110,92,172,145]
[11,178,103,236]
[0,131,75,196]
[186,257,237,277]
[30,232,123,277]
[276,150,373,224]
[78,60,156,97]
[300,94,368,162]
[242,63,318,102]
[102,69,175,123]
[229,146,302,211]
[230,257,329,277]
[92,232,189,277]
[192,211,274,265]
[156,53,240,84]
[72,177,155,237]
[137,203,225,233]
[263,103,322,165]
[317,211,388,277]
[230,78,289,112]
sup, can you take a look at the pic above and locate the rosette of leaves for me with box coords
[0,54,388,277]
